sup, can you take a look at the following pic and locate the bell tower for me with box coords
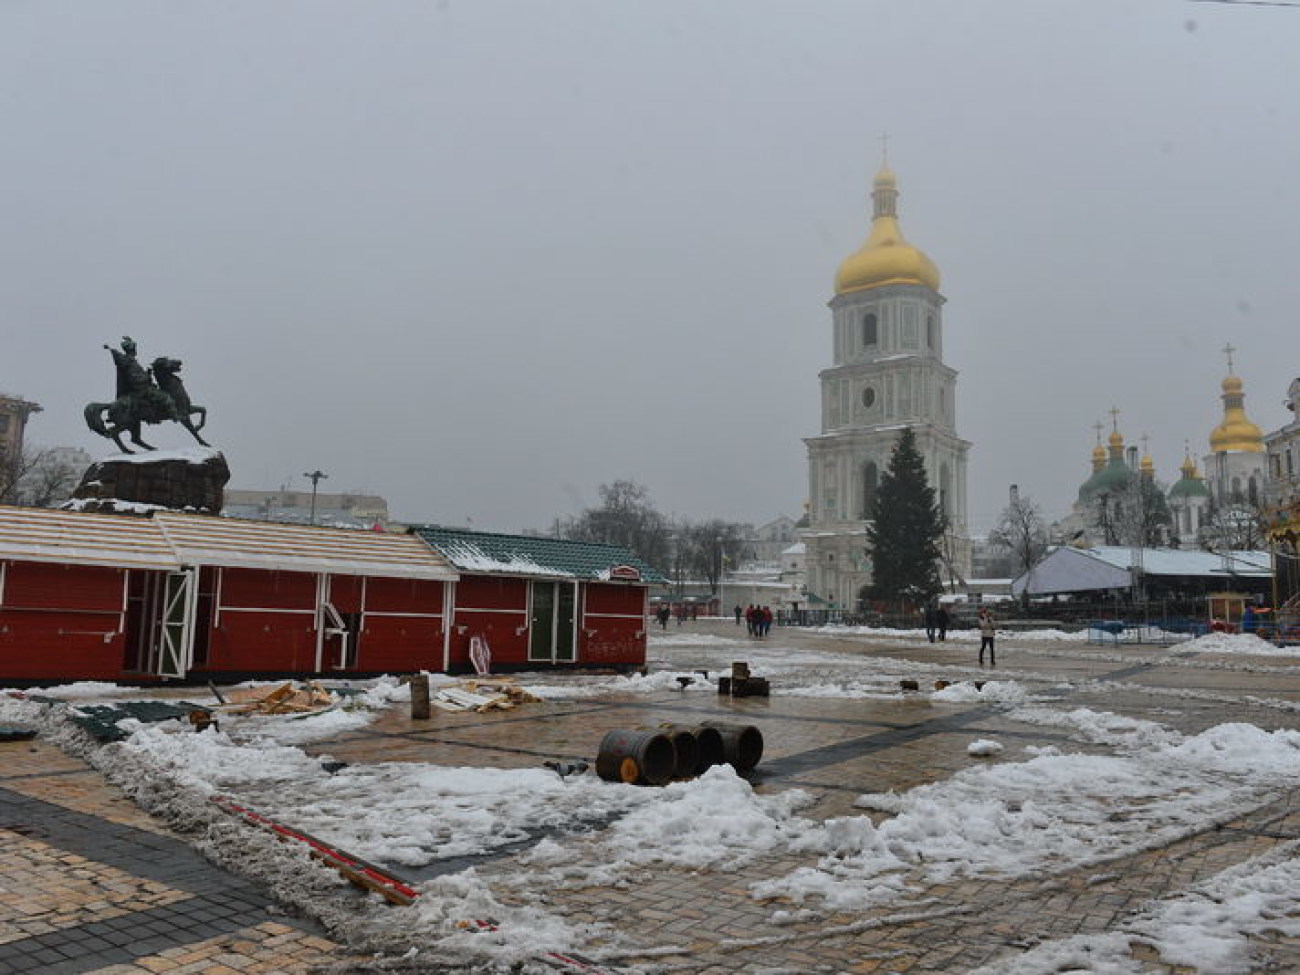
[803,159,971,610]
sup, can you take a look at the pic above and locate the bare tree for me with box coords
[1,447,83,507]
[990,486,1048,604]
[20,450,83,507]
[556,480,672,569]
[1091,478,1172,548]
[681,519,747,595]
[1200,496,1268,552]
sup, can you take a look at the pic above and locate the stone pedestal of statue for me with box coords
[66,448,230,515]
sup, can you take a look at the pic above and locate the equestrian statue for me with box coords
[84,337,211,453]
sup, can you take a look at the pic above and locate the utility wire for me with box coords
[1189,0,1300,7]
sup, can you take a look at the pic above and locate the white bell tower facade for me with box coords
[803,162,971,611]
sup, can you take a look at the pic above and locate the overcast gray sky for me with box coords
[2,1,1297,535]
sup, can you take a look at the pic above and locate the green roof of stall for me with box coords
[410,526,667,584]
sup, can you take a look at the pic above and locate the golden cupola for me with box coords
[1090,442,1106,473]
[1209,372,1265,453]
[835,162,941,295]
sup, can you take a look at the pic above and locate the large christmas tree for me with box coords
[863,427,945,607]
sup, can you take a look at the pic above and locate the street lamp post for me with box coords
[303,470,328,525]
[716,539,724,619]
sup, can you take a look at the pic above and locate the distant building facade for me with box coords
[803,161,971,610]
[746,515,798,564]
[1202,358,1268,511]
[1265,377,1300,602]
[0,394,42,486]
[224,488,390,529]
[1062,354,1268,551]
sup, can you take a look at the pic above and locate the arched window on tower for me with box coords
[927,313,936,350]
[862,312,878,348]
[1248,477,1259,505]
[1231,476,1243,502]
[862,461,878,518]
[940,463,952,518]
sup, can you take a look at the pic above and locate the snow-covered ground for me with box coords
[3,627,1299,972]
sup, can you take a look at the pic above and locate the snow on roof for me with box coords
[782,542,806,555]
[413,526,666,583]
[439,540,559,577]
[1015,545,1273,596]
[1082,546,1272,577]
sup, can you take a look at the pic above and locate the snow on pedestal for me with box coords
[66,447,230,515]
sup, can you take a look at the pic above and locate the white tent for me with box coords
[1012,546,1272,597]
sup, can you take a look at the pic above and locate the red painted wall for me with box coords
[202,567,316,673]
[358,615,443,674]
[366,577,445,615]
[580,582,647,666]
[0,561,125,681]
[447,576,529,670]
[220,568,316,610]
[583,584,644,616]
[329,575,364,614]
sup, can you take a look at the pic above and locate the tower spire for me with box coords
[1209,349,1264,454]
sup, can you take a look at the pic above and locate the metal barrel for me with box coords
[661,727,699,779]
[700,721,764,772]
[595,729,676,786]
[659,723,724,776]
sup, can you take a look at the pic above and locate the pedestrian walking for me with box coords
[656,605,670,630]
[923,603,938,643]
[936,605,950,642]
[734,604,743,626]
[978,608,996,667]
[760,606,773,637]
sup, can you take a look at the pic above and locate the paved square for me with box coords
[5,621,1300,973]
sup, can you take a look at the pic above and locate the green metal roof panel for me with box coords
[1168,476,1210,499]
[411,526,667,584]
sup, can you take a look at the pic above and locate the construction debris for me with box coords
[432,678,542,714]
[214,681,336,716]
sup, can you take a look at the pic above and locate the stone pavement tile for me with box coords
[0,831,189,946]
[0,741,170,835]
[76,921,366,975]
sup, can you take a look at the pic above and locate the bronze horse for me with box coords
[84,357,209,453]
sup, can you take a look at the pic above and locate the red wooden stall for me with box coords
[412,526,664,673]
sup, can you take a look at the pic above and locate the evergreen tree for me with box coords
[863,427,945,607]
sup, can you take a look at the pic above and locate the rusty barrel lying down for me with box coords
[595,729,676,785]
[658,723,725,776]
[700,720,764,773]
[656,726,700,779]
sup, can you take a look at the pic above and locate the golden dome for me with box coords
[1090,443,1106,471]
[1209,372,1264,453]
[1140,452,1155,477]
[835,163,941,295]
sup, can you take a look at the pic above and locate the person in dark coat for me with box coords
[936,605,950,642]
[923,603,938,643]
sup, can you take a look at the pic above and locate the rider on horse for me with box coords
[106,337,177,424]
